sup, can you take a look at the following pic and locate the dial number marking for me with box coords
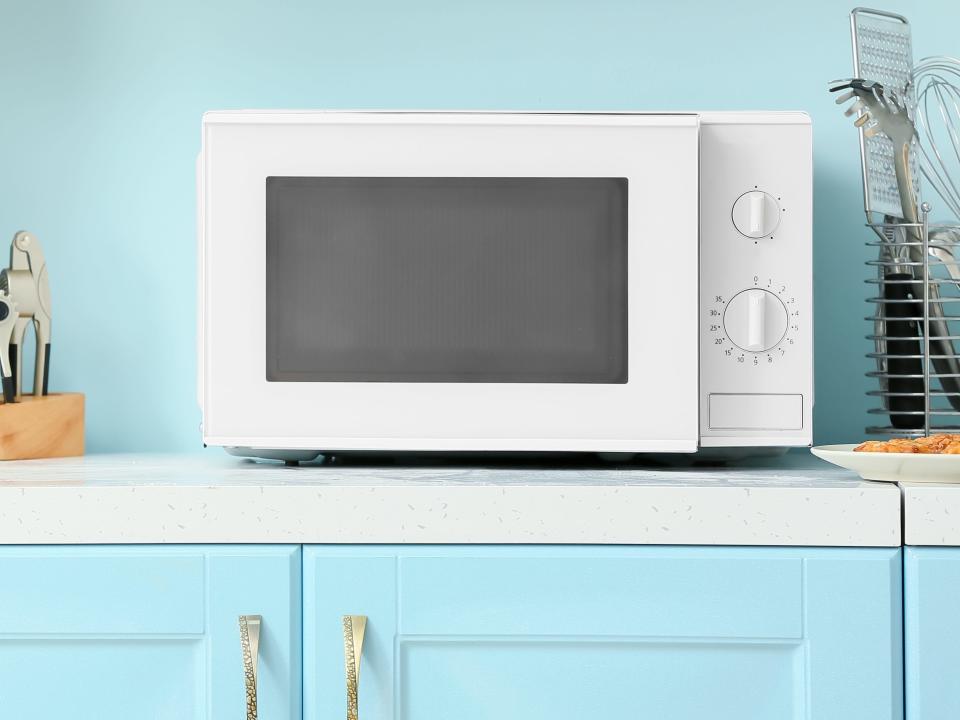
[707,278,799,364]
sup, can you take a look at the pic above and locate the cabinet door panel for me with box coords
[905,548,960,720]
[399,556,802,637]
[0,546,301,720]
[305,546,901,720]
[0,554,204,633]
[400,639,797,719]
[1,639,202,716]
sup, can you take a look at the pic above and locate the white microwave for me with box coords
[198,111,812,461]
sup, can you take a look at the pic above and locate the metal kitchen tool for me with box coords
[832,79,960,431]
[913,56,960,221]
[0,293,17,403]
[874,255,925,429]
[929,226,960,284]
[832,77,930,426]
[830,79,919,231]
[0,231,52,398]
[850,8,919,220]
[835,14,960,435]
[847,11,921,426]
[862,207,960,436]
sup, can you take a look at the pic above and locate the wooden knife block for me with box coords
[0,393,84,460]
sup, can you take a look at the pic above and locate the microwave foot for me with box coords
[224,446,325,464]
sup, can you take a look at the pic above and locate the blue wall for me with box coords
[1,0,958,452]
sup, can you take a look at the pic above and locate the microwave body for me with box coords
[199,111,812,455]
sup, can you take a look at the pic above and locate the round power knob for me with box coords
[732,191,781,238]
[723,288,788,352]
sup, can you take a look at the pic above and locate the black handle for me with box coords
[883,273,925,429]
[41,343,50,396]
[905,281,960,413]
[1,374,13,404]
[8,343,16,398]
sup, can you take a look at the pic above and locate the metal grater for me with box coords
[850,7,920,219]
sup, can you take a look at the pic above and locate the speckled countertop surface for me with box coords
[901,483,960,546]
[0,452,900,546]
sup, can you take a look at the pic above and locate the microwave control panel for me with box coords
[698,113,812,448]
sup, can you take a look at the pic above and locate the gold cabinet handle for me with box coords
[342,615,367,720]
[239,615,262,720]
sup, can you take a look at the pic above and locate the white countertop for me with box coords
[902,483,960,546]
[0,452,900,546]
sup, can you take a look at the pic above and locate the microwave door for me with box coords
[201,112,700,452]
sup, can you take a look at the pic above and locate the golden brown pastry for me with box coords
[854,433,960,453]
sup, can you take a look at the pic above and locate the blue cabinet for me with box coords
[0,546,301,720]
[0,544,905,719]
[905,548,960,720]
[304,546,902,720]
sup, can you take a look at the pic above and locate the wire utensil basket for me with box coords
[866,204,960,436]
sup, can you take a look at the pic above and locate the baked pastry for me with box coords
[854,433,960,453]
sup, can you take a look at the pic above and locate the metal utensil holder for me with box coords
[866,204,960,436]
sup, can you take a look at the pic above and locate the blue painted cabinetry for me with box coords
[0,544,905,719]
[304,546,903,720]
[905,548,960,720]
[0,546,302,720]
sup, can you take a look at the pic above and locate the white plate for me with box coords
[811,444,960,483]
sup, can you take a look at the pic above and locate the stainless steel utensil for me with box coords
[850,8,919,221]
[929,226,960,283]
[913,56,960,221]
[0,231,52,398]
[842,11,924,426]
[831,79,919,229]
[834,78,930,426]
[833,78,960,416]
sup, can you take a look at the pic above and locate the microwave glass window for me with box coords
[265,177,628,383]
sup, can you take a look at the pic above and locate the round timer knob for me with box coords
[723,289,788,352]
[732,191,781,238]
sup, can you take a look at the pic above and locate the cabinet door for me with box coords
[305,546,901,720]
[905,547,960,720]
[0,545,301,720]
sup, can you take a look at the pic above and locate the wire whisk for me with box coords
[914,56,960,222]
